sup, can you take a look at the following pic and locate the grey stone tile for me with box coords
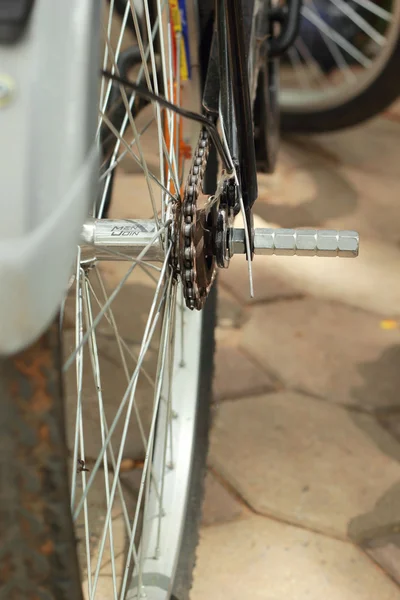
[217,285,245,329]
[322,168,400,245]
[242,211,400,318]
[365,531,400,586]
[219,255,298,305]
[241,298,400,410]
[209,392,400,538]
[298,118,400,179]
[192,516,400,600]
[255,160,358,231]
[384,98,400,121]
[256,155,400,245]
[379,413,400,444]
[201,470,245,526]
[213,344,274,401]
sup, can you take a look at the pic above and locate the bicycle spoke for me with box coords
[100,0,116,111]
[98,3,166,217]
[100,111,176,203]
[92,268,164,501]
[102,31,161,228]
[288,46,310,89]
[351,0,392,21]
[71,265,93,597]
[88,269,173,600]
[120,277,174,599]
[64,222,170,372]
[82,242,163,271]
[99,115,155,179]
[140,0,166,211]
[302,5,372,68]
[83,278,119,600]
[75,271,140,558]
[155,281,178,554]
[72,246,171,522]
[71,258,85,510]
[64,3,208,598]
[280,0,399,114]
[91,267,155,393]
[98,0,131,134]
[295,38,329,87]
[179,285,185,367]
[328,0,386,46]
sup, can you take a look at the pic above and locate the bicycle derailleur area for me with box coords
[172,131,360,311]
[80,136,360,313]
[81,179,360,314]
[176,129,239,311]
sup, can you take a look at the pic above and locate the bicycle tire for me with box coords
[281,11,400,132]
[0,2,217,599]
[171,286,217,600]
[0,292,216,599]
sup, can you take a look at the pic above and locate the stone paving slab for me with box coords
[301,118,400,179]
[201,470,245,526]
[385,99,400,122]
[217,285,245,329]
[256,155,400,245]
[378,413,400,445]
[239,215,400,318]
[256,161,357,230]
[322,168,400,245]
[209,391,400,539]
[213,344,275,401]
[241,298,400,410]
[220,255,298,305]
[192,515,400,600]
[365,531,400,586]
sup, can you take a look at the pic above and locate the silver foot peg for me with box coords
[231,228,359,258]
[80,220,359,262]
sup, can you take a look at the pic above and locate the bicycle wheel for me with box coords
[248,0,279,173]
[0,2,216,599]
[280,0,400,132]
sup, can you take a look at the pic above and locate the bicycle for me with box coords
[279,0,400,132]
[0,1,359,599]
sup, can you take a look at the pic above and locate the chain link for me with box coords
[179,127,216,309]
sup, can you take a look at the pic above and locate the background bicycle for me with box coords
[0,1,362,599]
[280,0,400,131]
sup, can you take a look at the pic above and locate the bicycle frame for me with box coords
[0,0,301,355]
[203,0,302,243]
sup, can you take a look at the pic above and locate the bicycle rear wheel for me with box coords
[0,2,216,599]
[280,0,400,132]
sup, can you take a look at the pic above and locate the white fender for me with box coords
[0,0,101,354]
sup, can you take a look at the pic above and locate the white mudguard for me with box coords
[0,0,101,355]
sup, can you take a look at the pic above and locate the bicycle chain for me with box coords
[179,127,216,310]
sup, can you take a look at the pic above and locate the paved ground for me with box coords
[65,98,400,598]
[192,100,400,599]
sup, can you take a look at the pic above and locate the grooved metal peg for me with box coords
[80,220,359,262]
[231,228,359,257]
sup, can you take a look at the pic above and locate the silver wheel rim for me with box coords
[62,2,205,598]
[280,0,400,112]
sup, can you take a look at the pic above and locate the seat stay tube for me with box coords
[218,0,258,216]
